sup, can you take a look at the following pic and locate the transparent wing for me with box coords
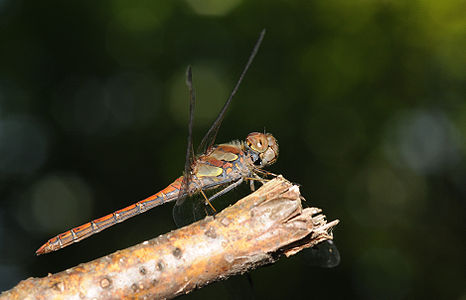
[172,192,210,227]
[173,30,267,228]
[197,29,266,154]
[172,66,197,226]
[176,66,196,208]
[300,240,341,268]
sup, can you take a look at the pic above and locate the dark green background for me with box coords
[0,1,464,299]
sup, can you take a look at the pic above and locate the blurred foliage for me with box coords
[0,0,465,299]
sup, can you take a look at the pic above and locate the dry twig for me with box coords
[1,176,339,299]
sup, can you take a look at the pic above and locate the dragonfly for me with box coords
[36,31,340,268]
[36,29,279,255]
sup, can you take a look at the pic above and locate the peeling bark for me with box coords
[1,176,339,299]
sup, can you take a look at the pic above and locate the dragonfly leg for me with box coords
[198,178,245,217]
[208,177,244,203]
[250,179,255,191]
[245,173,269,191]
[253,168,278,178]
[200,189,217,213]
[244,175,268,182]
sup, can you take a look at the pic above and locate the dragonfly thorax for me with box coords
[244,132,279,168]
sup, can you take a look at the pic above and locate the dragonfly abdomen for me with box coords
[35,177,184,255]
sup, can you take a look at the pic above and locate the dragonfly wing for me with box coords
[172,192,208,227]
[175,66,196,209]
[174,30,266,228]
[300,240,341,268]
[173,66,200,227]
[173,163,223,227]
[197,29,266,154]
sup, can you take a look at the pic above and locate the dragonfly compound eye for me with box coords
[245,132,279,167]
[246,132,267,152]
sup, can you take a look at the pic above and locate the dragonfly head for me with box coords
[245,132,279,168]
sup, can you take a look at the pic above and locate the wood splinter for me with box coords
[1,175,339,299]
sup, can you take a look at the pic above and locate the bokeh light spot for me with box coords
[304,106,365,162]
[51,75,160,137]
[0,0,10,13]
[30,174,94,232]
[0,116,49,176]
[345,164,427,228]
[168,62,229,128]
[105,72,161,130]
[367,167,407,209]
[186,0,242,16]
[383,110,461,175]
[72,80,110,135]
[111,0,172,32]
